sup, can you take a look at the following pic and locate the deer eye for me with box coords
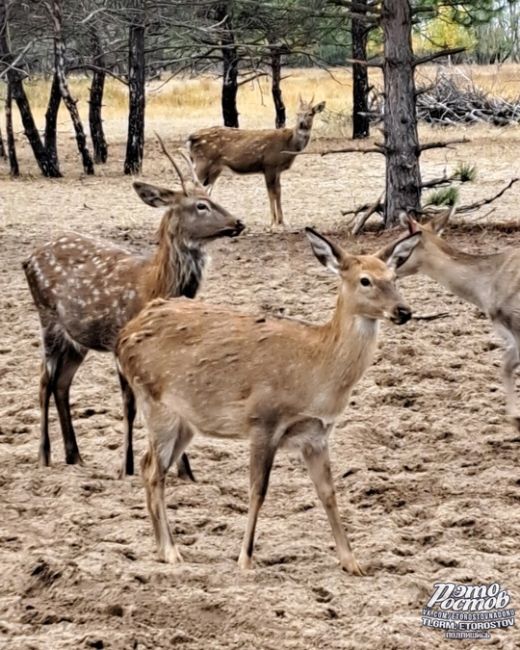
[360,277,371,287]
[196,201,210,212]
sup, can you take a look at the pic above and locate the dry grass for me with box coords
[6,63,520,140]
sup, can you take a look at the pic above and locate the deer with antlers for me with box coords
[116,228,414,573]
[382,207,520,430]
[187,97,326,227]
[23,138,244,478]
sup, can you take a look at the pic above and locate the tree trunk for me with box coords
[49,0,94,175]
[216,4,239,128]
[0,0,60,177]
[351,15,370,139]
[270,44,286,128]
[382,0,421,227]
[44,72,61,173]
[5,82,19,176]
[0,124,5,158]
[89,25,108,164]
[124,21,146,175]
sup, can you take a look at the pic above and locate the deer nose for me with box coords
[393,305,412,325]
[235,220,245,234]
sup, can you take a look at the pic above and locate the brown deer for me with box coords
[187,97,326,227]
[23,143,244,478]
[383,208,520,430]
[116,228,415,573]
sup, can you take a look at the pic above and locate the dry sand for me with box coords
[1,127,520,649]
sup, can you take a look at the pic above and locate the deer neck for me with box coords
[145,218,206,301]
[319,290,379,390]
[422,239,497,311]
[289,125,311,152]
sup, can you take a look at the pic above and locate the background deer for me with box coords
[23,144,244,478]
[116,228,414,573]
[187,97,326,227]
[384,208,520,429]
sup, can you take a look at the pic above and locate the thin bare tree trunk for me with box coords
[269,43,286,128]
[382,0,421,226]
[0,0,60,177]
[49,0,94,175]
[44,72,61,173]
[0,124,5,158]
[5,82,19,176]
[124,18,146,175]
[215,3,239,128]
[352,13,370,139]
[89,25,108,163]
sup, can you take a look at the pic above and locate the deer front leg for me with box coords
[273,173,284,226]
[238,433,277,570]
[502,345,520,429]
[118,370,136,478]
[264,171,278,227]
[494,322,520,428]
[141,420,194,564]
[302,442,364,576]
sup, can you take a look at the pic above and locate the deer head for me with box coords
[306,227,412,325]
[380,207,456,277]
[296,96,326,132]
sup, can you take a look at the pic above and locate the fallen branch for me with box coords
[321,145,384,156]
[352,191,384,235]
[412,312,450,321]
[457,178,519,213]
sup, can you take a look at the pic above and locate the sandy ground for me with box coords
[1,127,520,650]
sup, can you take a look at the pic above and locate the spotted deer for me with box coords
[116,228,415,573]
[23,142,244,478]
[382,208,520,430]
[188,97,326,227]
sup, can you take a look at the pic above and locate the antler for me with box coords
[155,132,187,195]
[178,149,203,187]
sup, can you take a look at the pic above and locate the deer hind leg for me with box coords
[238,431,277,570]
[38,360,54,467]
[301,439,363,576]
[141,418,194,563]
[53,341,88,465]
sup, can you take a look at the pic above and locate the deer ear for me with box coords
[312,101,326,114]
[305,227,344,274]
[133,182,178,207]
[383,233,422,271]
[399,211,420,235]
[430,207,454,236]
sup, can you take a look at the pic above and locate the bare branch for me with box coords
[352,191,384,235]
[414,47,466,67]
[457,178,519,214]
[420,137,469,152]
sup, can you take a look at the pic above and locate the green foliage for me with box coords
[426,186,460,206]
[455,162,477,183]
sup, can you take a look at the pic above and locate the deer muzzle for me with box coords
[391,304,412,325]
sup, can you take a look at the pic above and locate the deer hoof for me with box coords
[341,556,365,577]
[237,551,253,571]
[160,545,183,564]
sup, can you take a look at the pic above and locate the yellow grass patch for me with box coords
[7,63,520,140]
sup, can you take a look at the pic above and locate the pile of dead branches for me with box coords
[416,73,520,126]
